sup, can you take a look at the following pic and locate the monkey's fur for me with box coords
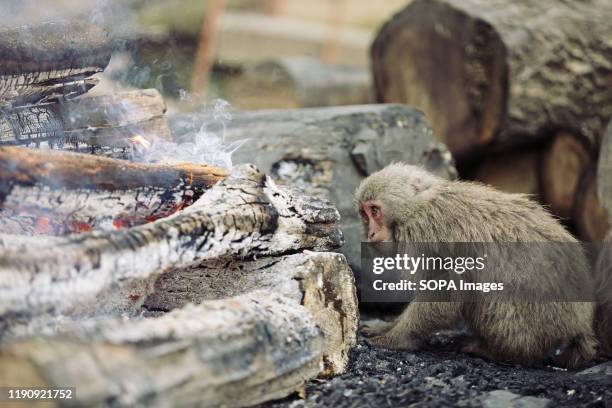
[356,163,603,368]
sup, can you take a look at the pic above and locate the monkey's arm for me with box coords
[368,302,460,350]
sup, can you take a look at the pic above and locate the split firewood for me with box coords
[223,56,372,109]
[170,104,457,270]
[574,166,611,242]
[145,251,358,376]
[0,21,111,107]
[0,89,171,156]
[0,165,342,333]
[473,149,540,196]
[0,291,326,407]
[540,132,594,219]
[372,0,612,157]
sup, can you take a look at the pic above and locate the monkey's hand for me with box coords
[365,331,420,351]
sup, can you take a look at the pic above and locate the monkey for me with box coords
[594,231,612,358]
[355,162,600,368]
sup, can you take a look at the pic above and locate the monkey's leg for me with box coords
[368,302,460,350]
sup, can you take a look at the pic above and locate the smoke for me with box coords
[132,98,248,170]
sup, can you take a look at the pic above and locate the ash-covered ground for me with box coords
[265,330,612,408]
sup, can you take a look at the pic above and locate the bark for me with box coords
[473,149,540,196]
[540,132,594,219]
[224,56,372,109]
[597,120,612,218]
[372,0,612,157]
[0,291,325,407]
[0,21,111,107]
[145,251,358,376]
[573,166,610,242]
[0,164,342,333]
[170,104,457,269]
[0,89,171,158]
[0,146,227,192]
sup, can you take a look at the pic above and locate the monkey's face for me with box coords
[359,199,393,242]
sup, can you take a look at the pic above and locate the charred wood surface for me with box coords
[0,90,171,156]
[0,21,111,107]
[145,251,358,376]
[0,165,342,333]
[0,291,325,407]
[372,0,612,157]
[170,104,456,269]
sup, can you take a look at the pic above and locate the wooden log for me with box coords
[0,146,228,235]
[598,120,612,218]
[473,149,540,196]
[573,166,611,241]
[170,104,457,270]
[0,164,342,331]
[540,132,594,219]
[223,56,372,109]
[0,291,325,407]
[145,251,358,376]
[371,0,612,157]
[0,21,111,107]
[0,89,171,157]
[0,146,227,192]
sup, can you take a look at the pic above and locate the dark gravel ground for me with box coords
[264,332,612,408]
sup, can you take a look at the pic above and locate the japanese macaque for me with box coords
[594,232,612,357]
[356,163,600,368]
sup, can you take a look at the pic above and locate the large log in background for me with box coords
[372,0,612,158]
[223,56,373,109]
[0,21,111,107]
[0,292,326,407]
[170,104,457,270]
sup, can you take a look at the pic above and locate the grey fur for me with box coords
[356,163,597,367]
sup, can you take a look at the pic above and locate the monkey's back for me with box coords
[405,180,595,364]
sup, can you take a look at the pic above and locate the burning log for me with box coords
[170,104,457,270]
[224,56,372,109]
[145,251,358,376]
[0,21,111,107]
[371,0,612,157]
[0,164,343,335]
[0,291,326,407]
[0,89,171,157]
[0,146,227,235]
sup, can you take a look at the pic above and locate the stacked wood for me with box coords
[0,89,171,157]
[0,163,343,329]
[223,56,372,109]
[145,251,358,376]
[540,132,594,219]
[170,104,457,269]
[0,292,326,407]
[372,0,612,158]
[0,146,227,235]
